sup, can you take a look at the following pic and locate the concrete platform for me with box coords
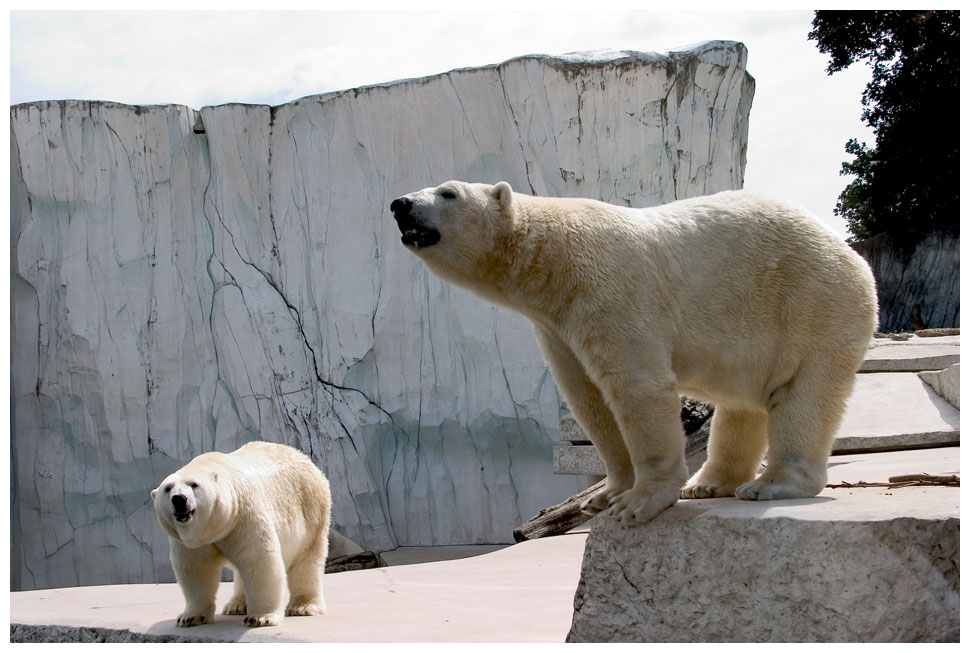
[10,532,588,643]
[833,372,960,451]
[860,335,960,371]
[569,447,960,642]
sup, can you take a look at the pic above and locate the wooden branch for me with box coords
[888,473,959,485]
[513,479,605,542]
[826,473,959,489]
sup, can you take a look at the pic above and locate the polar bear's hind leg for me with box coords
[736,360,854,501]
[285,528,329,616]
[681,406,768,499]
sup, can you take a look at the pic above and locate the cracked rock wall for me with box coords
[10,40,754,590]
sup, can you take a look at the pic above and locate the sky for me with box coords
[7,5,879,240]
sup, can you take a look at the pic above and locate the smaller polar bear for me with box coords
[391,181,878,525]
[152,441,332,627]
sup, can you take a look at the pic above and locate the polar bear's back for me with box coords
[645,190,876,327]
[623,190,878,404]
[228,441,331,531]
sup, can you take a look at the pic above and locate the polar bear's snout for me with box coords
[391,195,441,248]
[390,196,412,216]
[171,492,195,522]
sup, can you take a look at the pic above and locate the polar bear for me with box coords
[390,181,877,524]
[152,441,332,627]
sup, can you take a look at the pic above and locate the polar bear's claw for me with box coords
[605,484,679,524]
[680,483,736,499]
[222,600,247,616]
[582,483,631,515]
[244,612,282,628]
[176,613,211,627]
[579,492,609,515]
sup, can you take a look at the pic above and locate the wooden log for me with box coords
[325,551,380,573]
[513,479,606,542]
[514,411,714,542]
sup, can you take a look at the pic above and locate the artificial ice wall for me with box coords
[10,40,754,589]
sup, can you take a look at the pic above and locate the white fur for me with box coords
[392,181,878,524]
[152,441,332,627]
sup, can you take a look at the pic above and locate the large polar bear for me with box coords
[152,441,332,627]
[390,181,877,524]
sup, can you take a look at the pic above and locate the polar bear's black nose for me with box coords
[390,197,412,219]
[171,494,188,511]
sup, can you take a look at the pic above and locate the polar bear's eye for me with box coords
[164,484,173,493]
[439,190,457,200]
[188,481,199,489]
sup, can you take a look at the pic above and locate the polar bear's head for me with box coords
[152,458,234,548]
[390,180,515,286]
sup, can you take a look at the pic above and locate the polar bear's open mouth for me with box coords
[174,509,194,523]
[399,223,441,248]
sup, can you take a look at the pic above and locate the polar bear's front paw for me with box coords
[222,598,247,616]
[285,598,326,616]
[606,483,679,524]
[176,612,213,627]
[244,612,282,628]
[680,482,737,499]
[580,483,629,515]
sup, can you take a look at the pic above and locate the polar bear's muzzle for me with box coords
[171,493,195,523]
[390,196,441,248]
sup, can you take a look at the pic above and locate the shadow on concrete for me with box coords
[146,617,251,643]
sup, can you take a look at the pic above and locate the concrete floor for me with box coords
[10,532,589,643]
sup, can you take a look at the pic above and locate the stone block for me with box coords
[918,363,960,409]
[553,442,707,477]
[568,449,960,642]
[553,444,603,475]
[327,529,365,559]
[559,414,590,444]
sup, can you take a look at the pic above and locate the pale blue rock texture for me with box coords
[10,41,755,589]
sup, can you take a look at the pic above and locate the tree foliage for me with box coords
[809,10,959,243]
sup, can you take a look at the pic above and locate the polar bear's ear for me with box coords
[492,181,513,212]
[151,488,157,499]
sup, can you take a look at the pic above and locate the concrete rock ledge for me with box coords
[10,624,213,644]
[567,448,959,643]
[860,335,960,372]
